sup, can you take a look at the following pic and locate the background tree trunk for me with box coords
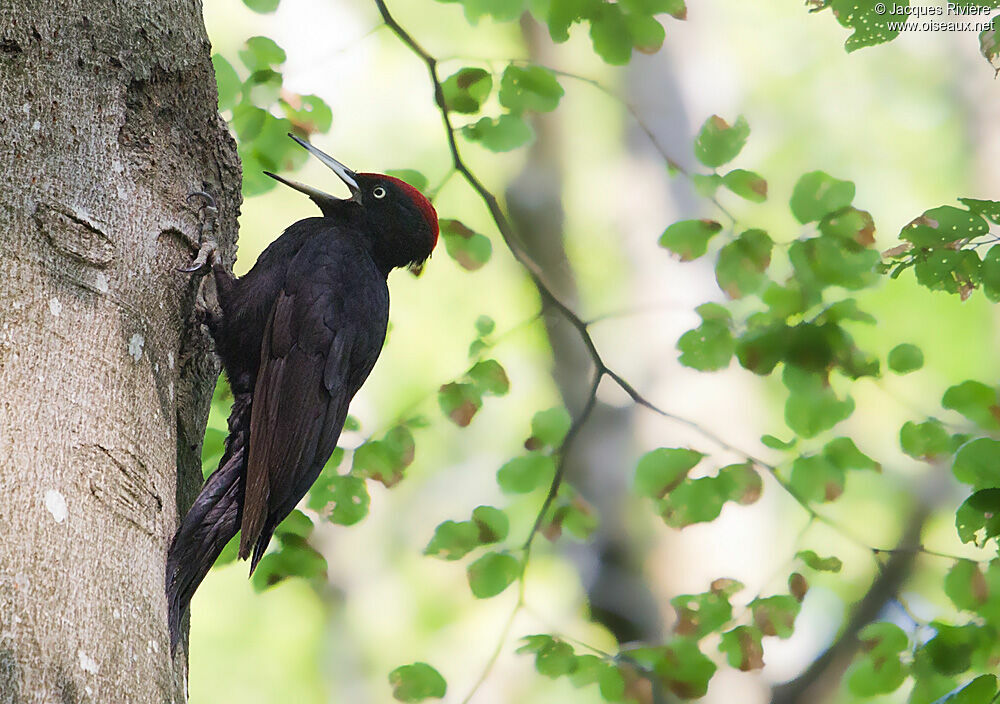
[0,1,239,700]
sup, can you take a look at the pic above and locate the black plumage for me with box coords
[167,136,438,653]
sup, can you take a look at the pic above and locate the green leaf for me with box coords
[461,114,533,152]
[982,16,1000,71]
[468,359,509,396]
[818,298,877,325]
[544,0,600,42]
[945,675,998,703]
[901,206,990,247]
[660,463,762,527]
[922,623,986,677]
[245,69,282,108]
[384,169,429,193]
[634,448,703,498]
[659,219,723,261]
[242,0,279,12]
[823,436,879,472]
[651,639,717,699]
[550,494,598,540]
[790,453,845,503]
[761,434,796,450]
[620,0,687,18]
[441,68,493,114]
[763,281,814,319]
[443,0,526,23]
[952,438,1000,489]
[624,11,666,53]
[789,236,880,291]
[531,407,572,447]
[499,64,564,114]
[671,581,742,639]
[911,644,959,704]
[211,54,241,112]
[944,560,992,614]
[719,626,764,671]
[715,228,772,298]
[751,595,801,638]
[250,530,327,591]
[388,663,447,702]
[736,325,789,376]
[232,103,267,141]
[352,427,415,487]
[438,382,482,426]
[281,94,333,134]
[789,171,855,224]
[888,343,923,374]
[440,219,493,271]
[425,520,480,560]
[516,635,577,678]
[981,246,1000,302]
[497,453,555,493]
[943,381,1000,431]
[694,115,750,168]
[307,469,370,526]
[274,509,313,539]
[914,249,981,296]
[589,3,633,64]
[819,206,876,246]
[474,315,495,337]
[956,489,1000,548]
[784,381,854,439]
[960,198,1000,225]
[677,319,734,371]
[471,505,509,543]
[238,36,286,71]
[846,622,909,696]
[467,551,520,598]
[721,169,767,202]
[830,0,911,52]
[568,655,626,699]
[796,550,843,572]
[691,173,723,198]
[694,302,731,321]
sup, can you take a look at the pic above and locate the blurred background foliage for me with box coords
[190,0,1000,702]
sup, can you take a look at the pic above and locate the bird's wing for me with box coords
[239,242,387,566]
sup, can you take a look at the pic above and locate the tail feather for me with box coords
[166,393,250,654]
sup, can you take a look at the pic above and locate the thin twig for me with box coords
[372,0,981,581]
[459,599,522,704]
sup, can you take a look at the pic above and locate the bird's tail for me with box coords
[166,393,250,654]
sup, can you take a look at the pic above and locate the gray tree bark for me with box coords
[0,1,240,701]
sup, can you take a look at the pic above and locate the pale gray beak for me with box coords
[263,134,361,213]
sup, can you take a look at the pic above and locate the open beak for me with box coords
[263,134,361,214]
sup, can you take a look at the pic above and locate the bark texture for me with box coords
[0,1,240,701]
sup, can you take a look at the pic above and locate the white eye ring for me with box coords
[372,186,387,199]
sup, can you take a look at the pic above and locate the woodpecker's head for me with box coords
[265,134,439,273]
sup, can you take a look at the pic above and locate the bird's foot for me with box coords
[187,190,219,230]
[180,190,220,274]
[178,239,217,274]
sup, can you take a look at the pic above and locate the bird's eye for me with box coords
[372,186,387,199]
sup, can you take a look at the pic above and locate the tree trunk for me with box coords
[507,13,664,652]
[0,1,240,701]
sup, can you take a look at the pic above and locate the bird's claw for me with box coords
[187,189,219,239]
[179,240,217,274]
[180,189,220,274]
[187,191,218,218]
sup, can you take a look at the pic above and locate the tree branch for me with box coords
[770,503,931,704]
